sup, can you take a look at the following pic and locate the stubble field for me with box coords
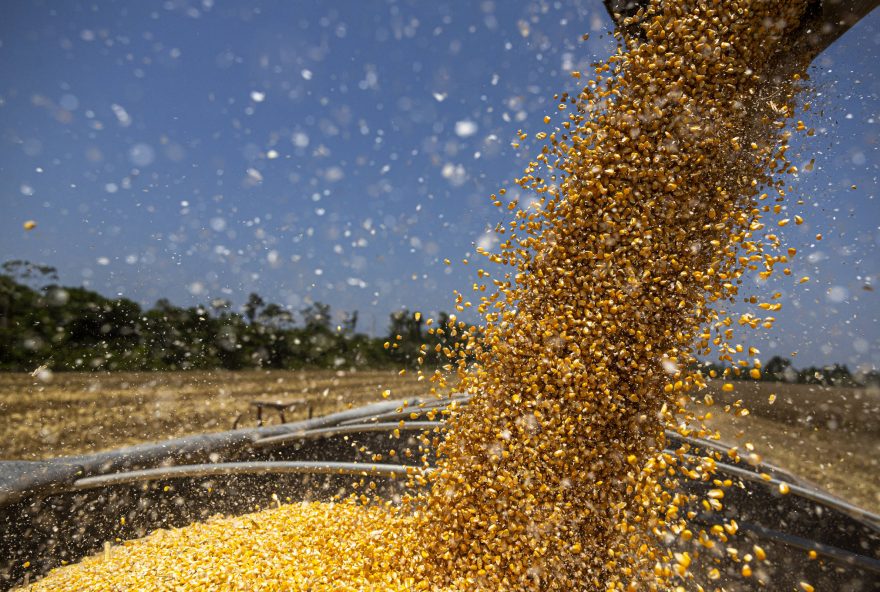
[1,370,877,513]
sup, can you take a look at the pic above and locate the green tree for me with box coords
[302,301,332,333]
[0,261,58,331]
[243,292,265,324]
[0,260,454,372]
[763,356,794,382]
[258,303,294,328]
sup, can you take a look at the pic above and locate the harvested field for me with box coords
[702,380,880,514]
[1,371,877,513]
[0,370,432,460]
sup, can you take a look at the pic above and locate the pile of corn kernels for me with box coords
[24,0,814,590]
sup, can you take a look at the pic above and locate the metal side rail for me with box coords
[689,514,880,575]
[254,421,442,448]
[681,452,880,529]
[253,411,803,484]
[71,461,423,491]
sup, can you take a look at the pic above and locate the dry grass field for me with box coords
[702,380,880,514]
[0,370,431,460]
[1,370,877,513]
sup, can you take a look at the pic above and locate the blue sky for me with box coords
[1,1,877,369]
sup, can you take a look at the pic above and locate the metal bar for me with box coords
[680,452,880,527]
[336,397,467,426]
[254,419,805,488]
[72,461,426,491]
[601,0,878,70]
[693,514,880,574]
[68,453,879,530]
[788,0,879,64]
[667,433,801,483]
[254,421,442,448]
[45,399,407,480]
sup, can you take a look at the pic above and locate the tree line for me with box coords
[0,260,461,372]
[2,260,876,384]
[703,355,879,388]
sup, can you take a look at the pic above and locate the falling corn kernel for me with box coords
[23,220,37,231]
[779,482,791,495]
[22,1,822,590]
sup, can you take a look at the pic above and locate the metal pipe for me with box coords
[787,0,878,64]
[601,0,878,67]
[71,461,424,491]
[336,397,466,426]
[680,452,880,527]
[253,421,441,448]
[695,516,880,574]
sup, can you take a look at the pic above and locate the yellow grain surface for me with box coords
[24,501,425,592]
